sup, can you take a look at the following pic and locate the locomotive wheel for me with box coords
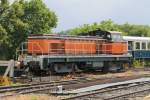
[102,66,109,73]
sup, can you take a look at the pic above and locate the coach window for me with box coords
[128,41,133,50]
[148,42,150,50]
[142,42,146,50]
[135,42,140,50]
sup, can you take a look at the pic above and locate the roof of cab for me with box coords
[123,36,150,41]
[109,31,122,34]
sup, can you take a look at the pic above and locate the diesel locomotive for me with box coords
[17,30,131,75]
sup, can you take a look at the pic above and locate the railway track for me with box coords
[0,75,136,94]
[1,76,150,99]
[62,81,150,100]
[0,77,94,98]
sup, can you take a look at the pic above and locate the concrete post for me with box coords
[9,60,14,77]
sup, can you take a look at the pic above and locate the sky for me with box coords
[44,0,150,32]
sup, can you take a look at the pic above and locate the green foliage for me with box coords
[22,0,57,34]
[0,0,57,59]
[133,60,144,68]
[118,23,150,36]
[64,19,150,37]
[144,60,150,67]
[99,19,119,31]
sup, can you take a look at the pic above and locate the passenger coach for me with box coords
[123,36,150,66]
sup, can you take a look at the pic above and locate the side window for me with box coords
[128,41,133,50]
[142,42,146,50]
[148,42,150,50]
[135,42,140,50]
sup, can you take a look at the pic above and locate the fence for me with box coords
[0,60,16,77]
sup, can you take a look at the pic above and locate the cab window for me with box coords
[111,34,122,41]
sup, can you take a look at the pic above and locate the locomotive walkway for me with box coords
[26,54,131,63]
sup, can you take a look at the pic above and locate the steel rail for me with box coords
[0,77,92,98]
[62,81,150,100]
[104,88,150,100]
[0,78,89,93]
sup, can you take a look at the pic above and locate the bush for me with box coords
[133,60,144,68]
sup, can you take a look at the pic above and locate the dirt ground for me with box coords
[61,68,150,81]
[144,94,150,100]
[1,94,61,100]
[84,69,150,79]
[2,69,150,100]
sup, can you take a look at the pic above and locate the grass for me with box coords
[133,60,144,68]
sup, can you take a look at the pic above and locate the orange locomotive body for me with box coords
[28,39,64,54]
[27,35,127,55]
[101,42,127,54]
[65,40,96,54]
[27,35,103,55]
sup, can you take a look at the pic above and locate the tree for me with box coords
[0,0,29,59]
[118,23,150,36]
[0,0,57,59]
[99,19,119,31]
[66,19,119,35]
[0,0,9,44]
[65,19,150,37]
[22,0,57,34]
